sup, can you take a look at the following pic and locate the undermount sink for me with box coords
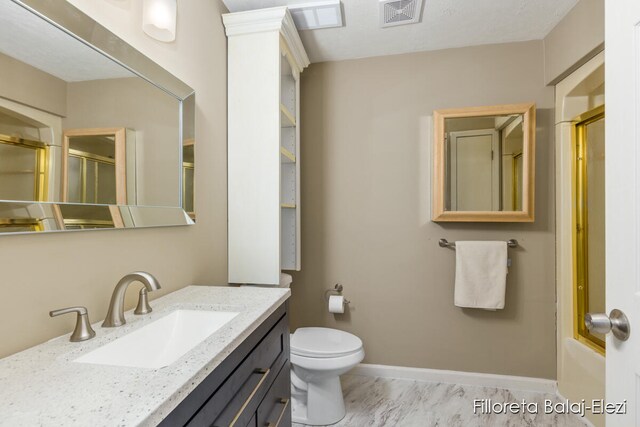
[75,309,239,369]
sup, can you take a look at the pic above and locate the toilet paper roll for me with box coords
[328,295,345,314]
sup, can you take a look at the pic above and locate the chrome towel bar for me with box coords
[438,238,518,249]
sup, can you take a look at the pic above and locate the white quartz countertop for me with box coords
[0,285,290,427]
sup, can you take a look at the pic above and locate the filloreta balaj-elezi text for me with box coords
[473,399,627,418]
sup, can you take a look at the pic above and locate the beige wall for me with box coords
[291,41,557,379]
[543,0,604,85]
[0,51,67,116]
[0,0,228,358]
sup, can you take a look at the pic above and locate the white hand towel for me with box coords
[454,241,508,310]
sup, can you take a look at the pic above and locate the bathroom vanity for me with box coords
[160,294,291,427]
[0,286,291,426]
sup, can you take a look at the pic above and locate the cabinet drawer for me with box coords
[257,361,291,427]
[187,314,288,427]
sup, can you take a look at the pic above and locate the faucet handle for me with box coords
[134,288,153,315]
[49,306,96,342]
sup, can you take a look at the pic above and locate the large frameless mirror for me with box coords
[0,0,195,234]
[432,103,535,222]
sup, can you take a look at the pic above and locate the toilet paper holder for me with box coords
[324,284,351,305]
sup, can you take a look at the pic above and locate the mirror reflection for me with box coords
[0,201,192,233]
[0,131,47,202]
[0,202,58,233]
[433,103,535,222]
[59,204,117,230]
[444,114,524,212]
[63,130,124,206]
[0,0,195,233]
[183,140,195,217]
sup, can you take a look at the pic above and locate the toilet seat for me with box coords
[291,327,363,358]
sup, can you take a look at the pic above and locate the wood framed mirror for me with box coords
[432,103,536,222]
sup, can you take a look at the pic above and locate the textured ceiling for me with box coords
[222,0,579,63]
[0,2,134,82]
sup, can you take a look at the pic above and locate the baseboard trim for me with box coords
[350,363,557,394]
[554,390,597,427]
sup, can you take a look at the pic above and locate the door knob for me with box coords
[585,309,630,341]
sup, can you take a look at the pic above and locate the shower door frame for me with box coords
[0,134,48,202]
[573,105,606,353]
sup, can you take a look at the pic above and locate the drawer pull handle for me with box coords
[229,368,271,427]
[266,398,290,427]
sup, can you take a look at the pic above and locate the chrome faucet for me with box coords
[102,272,161,327]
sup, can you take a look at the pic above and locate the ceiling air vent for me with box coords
[380,0,423,28]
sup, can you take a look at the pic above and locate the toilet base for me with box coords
[291,375,346,426]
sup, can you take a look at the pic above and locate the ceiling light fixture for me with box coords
[288,0,343,31]
[142,0,177,42]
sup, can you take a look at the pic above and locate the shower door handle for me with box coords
[585,309,630,341]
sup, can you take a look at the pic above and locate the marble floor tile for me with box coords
[292,375,591,427]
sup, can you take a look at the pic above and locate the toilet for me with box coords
[290,327,365,425]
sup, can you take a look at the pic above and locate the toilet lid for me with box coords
[291,327,363,358]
